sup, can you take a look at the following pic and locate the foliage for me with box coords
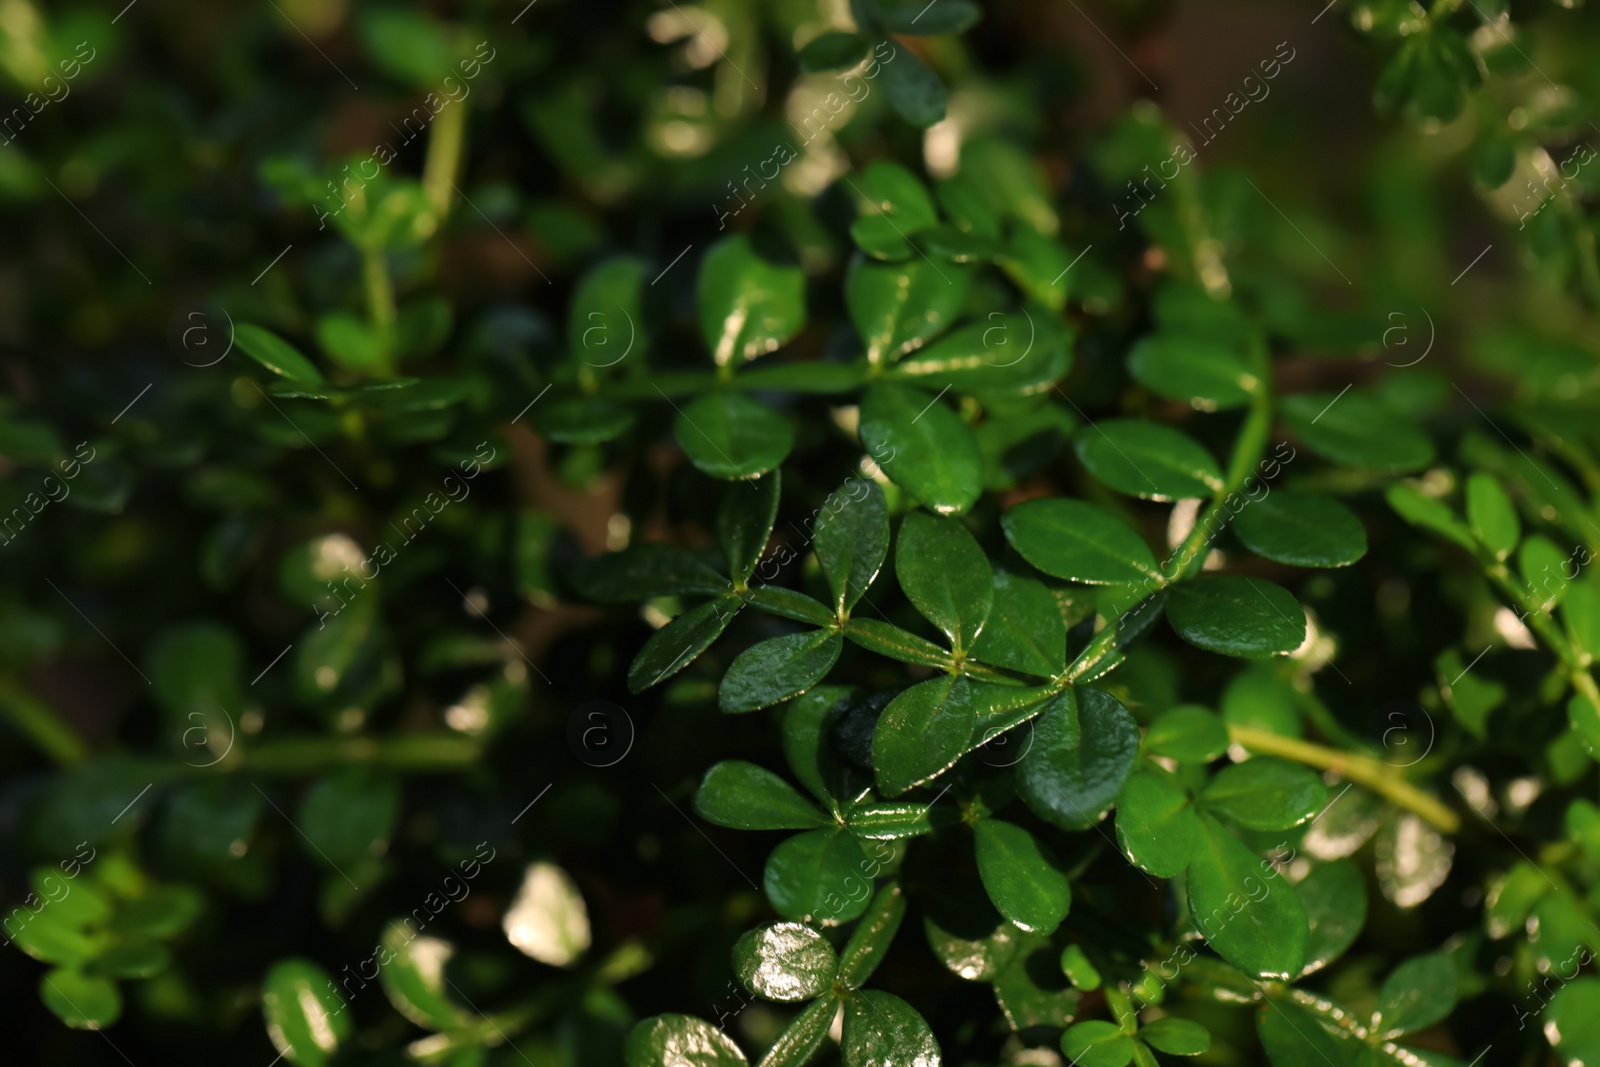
[7,0,1600,1065]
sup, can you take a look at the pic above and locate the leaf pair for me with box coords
[1061,1015,1210,1067]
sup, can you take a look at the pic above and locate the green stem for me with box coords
[0,678,89,766]
[234,732,481,773]
[362,244,398,371]
[422,98,468,222]
[1228,724,1460,834]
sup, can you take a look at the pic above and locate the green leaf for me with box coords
[1127,335,1254,411]
[783,686,861,810]
[533,395,635,444]
[236,323,325,385]
[88,942,171,979]
[378,923,466,1030]
[358,8,458,84]
[849,161,939,257]
[262,959,350,1066]
[1167,577,1305,659]
[1074,420,1223,501]
[764,829,873,924]
[502,862,591,966]
[732,922,838,1002]
[971,570,1066,677]
[814,477,890,614]
[675,392,794,480]
[844,617,953,668]
[1060,944,1102,991]
[1143,705,1229,764]
[799,31,872,72]
[1197,758,1328,831]
[895,511,993,651]
[879,0,981,33]
[1255,995,1364,1067]
[41,967,121,1030]
[747,587,836,627]
[1187,813,1308,979]
[1521,534,1573,608]
[859,382,982,516]
[845,802,934,839]
[993,938,1081,1032]
[886,315,1073,394]
[1139,1018,1210,1055]
[878,44,947,127]
[625,1014,749,1067]
[1465,472,1519,560]
[842,990,942,1066]
[1297,859,1367,977]
[1017,688,1140,831]
[1115,769,1202,878]
[846,254,970,367]
[576,544,730,602]
[568,255,647,368]
[1061,1020,1134,1067]
[315,313,383,372]
[1001,498,1160,585]
[1374,952,1457,1038]
[627,595,741,692]
[698,236,805,367]
[872,675,977,796]
[719,630,844,713]
[1546,980,1600,1067]
[297,766,400,869]
[719,471,780,586]
[694,761,829,830]
[1281,391,1434,472]
[837,882,907,988]
[995,231,1075,311]
[1386,483,1477,552]
[1564,578,1600,663]
[973,818,1072,935]
[1232,491,1368,568]
[758,994,839,1067]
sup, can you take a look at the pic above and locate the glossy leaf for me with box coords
[1374,952,1457,1038]
[1375,812,1453,910]
[837,883,907,988]
[1017,688,1140,831]
[872,675,977,796]
[842,990,942,1066]
[894,511,993,651]
[1167,577,1305,659]
[694,761,829,830]
[236,324,325,385]
[627,595,741,692]
[1186,813,1307,979]
[1297,859,1367,977]
[1074,420,1223,501]
[502,862,592,966]
[971,569,1066,677]
[719,471,780,587]
[973,818,1071,934]
[378,924,466,1030]
[758,994,838,1067]
[1197,757,1328,831]
[764,829,873,924]
[1115,769,1202,878]
[262,959,350,1066]
[1142,705,1228,764]
[859,382,982,516]
[782,686,860,810]
[718,630,843,713]
[847,255,970,367]
[732,922,837,1002]
[698,236,805,366]
[1231,491,1368,568]
[625,1014,749,1067]
[814,478,890,614]
[575,544,730,602]
[878,44,946,127]
[1060,1021,1134,1067]
[1546,980,1600,1067]
[1001,498,1160,585]
[675,392,794,480]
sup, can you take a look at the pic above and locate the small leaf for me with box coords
[625,1014,749,1067]
[799,30,872,72]
[1142,705,1228,764]
[1297,859,1367,977]
[877,44,946,127]
[675,392,794,480]
[1231,491,1367,568]
[872,675,977,796]
[849,161,939,256]
[503,862,591,966]
[576,544,730,602]
[1466,472,1519,560]
[783,686,861,810]
[895,511,993,651]
[1074,420,1223,501]
[1001,498,1160,585]
[1017,688,1139,831]
[974,819,1072,934]
[879,0,981,34]
[837,883,907,988]
[1128,335,1254,411]
[1282,391,1434,472]
[1521,534,1573,609]
[1139,1018,1210,1056]
[747,587,836,627]
[719,471,780,587]
[262,959,350,1066]
[844,617,953,668]
[814,478,891,615]
[1387,482,1477,552]
[1167,577,1305,659]
[719,630,843,713]
[568,255,648,368]
[971,569,1066,677]
[627,595,742,692]
[1187,813,1308,979]
[842,990,942,1066]
[859,382,982,516]
[378,924,466,1030]
[847,254,970,366]
[694,761,829,830]
[41,968,121,1030]
[846,802,934,839]
[1197,757,1328,831]
[1546,980,1600,1067]
[1060,944,1102,991]
[1564,579,1600,663]
[236,324,325,385]
[1115,769,1202,878]
[297,766,399,869]
[1060,1020,1134,1067]
[733,922,837,1002]
[1255,994,1363,1067]
[764,829,873,924]
[1374,953,1458,1038]
[759,994,839,1067]
[698,236,805,367]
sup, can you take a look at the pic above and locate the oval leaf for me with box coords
[1017,688,1139,831]
[973,819,1072,935]
[675,392,794,480]
[732,922,838,1002]
[1074,420,1223,501]
[1167,577,1305,659]
[1232,491,1367,568]
[860,382,982,516]
[1001,498,1159,585]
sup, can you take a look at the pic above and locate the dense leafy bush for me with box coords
[8,0,1600,1064]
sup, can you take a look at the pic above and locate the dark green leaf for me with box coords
[534,396,635,444]
[1198,758,1328,831]
[783,686,861,810]
[694,761,829,830]
[1075,420,1223,501]
[698,236,805,367]
[719,471,780,586]
[878,44,947,127]
[758,994,838,1067]
[1115,769,1202,878]
[733,922,837,1002]
[873,675,977,796]
[846,255,970,367]
[1001,498,1160,585]
[845,802,933,839]
[262,959,350,1066]
[236,323,325,385]
[1232,490,1367,568]
[1060,1021,1134,1067]
[746,587,836,626]
[971,569,1066,677]
[814,477,890,614]
[1187,813,1308,979]
[1297,859,1367,978]
[799,31,872,72]
[675,392,794,480]
[297,767,400,869]
[764,829,874,924]
[1139,1017,1210,1055]
[718,630,843,713]
[627,595,741,692]
[625,1014,749,1067]
[1167,577,1305,659]
[879,0,981,34]
[973,818,1071,934]
[844,618,953,668]
[1017,688,1139,831]
[1386,482,1476,552]
[575,545,730,602]
[1128,335,1254,411]
[859,382,982,516]
[895,511,993,651]
[842,990,941,1066]
[1281,391,1434,472]
[837,882,907,988]
[1374,953,1457,1038]
[886,316,1072,394]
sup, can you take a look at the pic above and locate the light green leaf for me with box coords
[973,818,1072,935]
[694,761,829,830]
[1115,769,1202,878]
[849,161,939,258]
[1074,420,1223,501]
[675,392,794,480]
[814,478,890,614]
[1232,491,1367,568]
[1139,1017,1210,1055]
[1143,705,1228,764]
[1546,980,1600,1067]
[503,862,592,966]
[1521,534,1574,609]
[1466,472,1519,560]
[732,922,837,1002]
[1197,757,1328,831]
[1001,498,1160,585]
[698,236,805,367]
[872,675,977,796]
[894,511,993,651]
[859,382,982,516]
[625,1014,749,1067]
[1127,335,1254,411]
[1386,483,1476,552]
[1374,953,1457,1038]
[1297,859,1367,978]
[262,959,351,1066]
[764,829,873,924]
[1187,813,1308,979]
[41,967,121,1031]
[568,255,647,368]
[1060,1020,1134,1067]
[1060,944,1102,991]
[1167,577,1305,658]
[842,990,942,1066]
[1017,688,1140,831]
[378,923,466,1030]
